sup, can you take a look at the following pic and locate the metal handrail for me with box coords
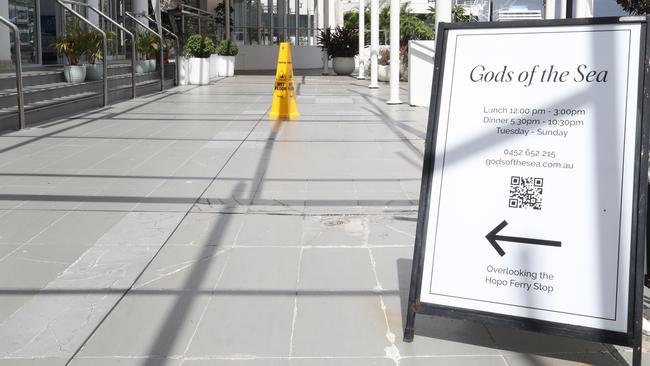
[125,12,164,92]
[0,16,25,129]
[179,4,216,17]
[145,15,179,86]
[62,0,136,99]
[56,0,108,107]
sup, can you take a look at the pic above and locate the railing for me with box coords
[62,0,137,99]
[125,12,165,92]
[56,0,108,107]
[146,15,179,86]
[0,16,25,130]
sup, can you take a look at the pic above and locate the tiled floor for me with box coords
[0,75,645,365]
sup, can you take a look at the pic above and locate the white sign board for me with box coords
[419,23,643,332]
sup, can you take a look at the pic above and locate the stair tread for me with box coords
[0,79,167,115]
[0,91,99,114]
[0,72,165,95]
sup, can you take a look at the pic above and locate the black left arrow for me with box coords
[486,220,561,257]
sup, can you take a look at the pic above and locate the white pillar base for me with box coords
[387,99,402,104]
[368,84,379,89]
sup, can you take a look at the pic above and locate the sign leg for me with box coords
[646,183,650,288]
[632,343,642,366]
[403,302,416,342]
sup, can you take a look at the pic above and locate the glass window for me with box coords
[8,0,38,66]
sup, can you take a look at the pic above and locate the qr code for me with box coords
[509,176,543,210]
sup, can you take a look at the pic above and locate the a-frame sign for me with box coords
[405,16,650,366]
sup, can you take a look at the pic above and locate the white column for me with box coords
[559,0,567,18]
[368,0,378,88]
[133,0,149,25]
[387,0,401,103]
[322,0,329,74]
[87,0,100,25]
[0,0,10,69]
[435,0,452,37]
[544,0,556,19]
[225,0,231,39]
[574,0,593,17]
[357,0,365,79]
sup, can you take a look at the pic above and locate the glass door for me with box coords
[39,0,57,65]
[9,0,38,66]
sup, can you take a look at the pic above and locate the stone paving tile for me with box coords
[215,247,300,290]
[398,356,507,365]
[487,325,607,354]
[95,212,184,246]
[289,358,395,366]
[502,353,623,365]
[70,358,181,366]
[28,211,126,245]
[290,295,391,357]
[370,246,414,291]
[0,358,69,366]
[298,248,377,290]
[381,295,502,356]
[0,210,66,244]
[76,293,210,359]
[367,216,417,246]
[235,214,304,246]
[301,215,369,247]
[182,359,288,366]
[185,295,294,358]
[165,213,244,247]
[132,245,231,291]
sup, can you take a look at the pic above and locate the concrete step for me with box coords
[0,63,175,90]
[0,71,166,108]
[0,78,175,132]
[0,70,65,90]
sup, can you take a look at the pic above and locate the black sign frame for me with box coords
[404,16,650,366]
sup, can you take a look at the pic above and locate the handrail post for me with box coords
[0,16,25,129]
[146,15,180,86]
[125,12,164,91]
[61,0,137,99]
[56,0,108,107]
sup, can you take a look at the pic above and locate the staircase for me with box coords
[0,60,176,132]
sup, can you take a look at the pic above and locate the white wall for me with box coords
[408,40,435,107]
[235,45,324,70]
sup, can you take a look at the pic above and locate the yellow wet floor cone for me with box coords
[269,42,300,119]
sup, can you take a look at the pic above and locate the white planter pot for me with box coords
[333,57,355,75]
[135,60,149,74]
[179,57,189,85]
[377,64,390,82]
[148,59,157,73]
[209,54,219,78]
[188,57,210,85]
[64,65,86,83]
[217,55,235,77]
[84,63,103,81]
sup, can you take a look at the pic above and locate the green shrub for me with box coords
[217,40,239,56]
[184,35,215,58]
[317,26,358,58]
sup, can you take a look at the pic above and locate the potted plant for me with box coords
[377,48,390,82]
[147,32,160,73]
[53,18,87,83]
[83,29,116,81]
[184,34,215,85]
[216,40,238,77]
[135,28,158,73]
[318,26,358,76]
